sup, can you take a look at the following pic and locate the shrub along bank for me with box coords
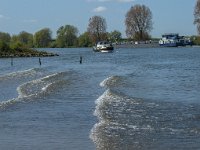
[0,41,58,58]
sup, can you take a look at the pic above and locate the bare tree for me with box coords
[194,0,200,34]
[125,5,153,41]
[87,16,107,43]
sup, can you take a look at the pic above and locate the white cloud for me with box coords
[93,6,107,12]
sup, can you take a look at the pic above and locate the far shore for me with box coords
[1,44,197,58]
[114,43,159,49]
[114,43,196,49]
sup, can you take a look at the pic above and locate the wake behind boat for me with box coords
[93,41,114,53]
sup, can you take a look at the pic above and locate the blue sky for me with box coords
[0,0,197,38]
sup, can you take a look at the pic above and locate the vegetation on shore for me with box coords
[0,41,58,58]
[1,2,200,58]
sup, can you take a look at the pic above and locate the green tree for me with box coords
[56,25,78,47]
[78,32,92,47]
[10,35,20,50]
[34,28,52,47]
[0,41,10,52]
[10,32,33,49]
[10,42,25,52]
[87,16,107,43]
[18,31,33,47]
[0,32,11,44]
[191,36,200,45]
[125,5,153,41]
[109,30,122,43]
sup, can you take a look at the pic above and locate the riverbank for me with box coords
[0,48,59,58]
[114,42,197,49]
[114,42,160,49]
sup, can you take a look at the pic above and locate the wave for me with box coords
[0,71,72,110]
[91,87,155,150]
[0,68,42,81]
[94,89,143,123]
[18,71,70,98]
[100,75,124,88]
[99,75,136,98]
[91,76,200,149]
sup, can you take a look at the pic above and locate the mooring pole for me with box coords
[80,56,82,64]
[39,57,41,66]
[11,57,13,66]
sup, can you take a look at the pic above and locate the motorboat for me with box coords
[93,41,114,52]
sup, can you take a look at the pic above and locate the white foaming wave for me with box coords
[100,76,113,87]
[94,89,137,129]
[95,89,111,106]
[100,75,121,88]
[0,98,20,109]
[17,72,62,98]
[0,71,69,110]
[41,83,53,91]
[94,89,121,118]
[0,68,40,81]
[91,80,156,147]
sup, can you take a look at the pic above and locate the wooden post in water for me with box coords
[39,57,41,66]
[11,57,13,66]
[79,56,83,64]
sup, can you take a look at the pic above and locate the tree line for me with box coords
[1,2,200,50]
[0,5,153,49]
[0,25,123,49]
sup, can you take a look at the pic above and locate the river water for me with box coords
[0,47,200,150]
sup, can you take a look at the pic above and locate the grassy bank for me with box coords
[0,42,58,58]
[0,49,58,58]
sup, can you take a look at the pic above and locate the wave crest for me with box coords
[100,75,122,88]
[0,71,72,110]
[0,68,42,81]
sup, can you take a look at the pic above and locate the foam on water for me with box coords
[91,75,200,150]
[0,68,42,81]
[100,76,121,88]
[0,71,72,110]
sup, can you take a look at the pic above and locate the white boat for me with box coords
[93,41,114,53]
